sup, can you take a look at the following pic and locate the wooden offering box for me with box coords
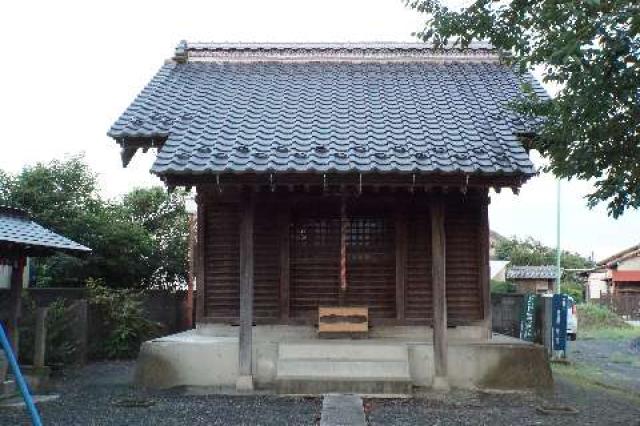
[318,306,368,338]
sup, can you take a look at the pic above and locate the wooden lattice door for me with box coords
[344,203,396,319]
[289,200,341,319]
[289,197,396,321]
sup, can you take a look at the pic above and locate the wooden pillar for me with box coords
[186,213,197,328]
[430,196,449,390]
[195,190,206,323]
[278,203,290,323]
[478,192,492,339]
[7,256,26,356]
[395,207,407,321]
[237,191,254,391]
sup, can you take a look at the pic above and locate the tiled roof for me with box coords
[506,265,560,280]
[108,42,545,177]
[0,207,91,254]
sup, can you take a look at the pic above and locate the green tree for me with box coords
[407,1,640,217]
[0,155,102,238]
[495,236,594,300]
[495,237,593,270]
[122,187,189,289]
[0,155,188,289]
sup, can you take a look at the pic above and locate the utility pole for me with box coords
[555,178,562,294]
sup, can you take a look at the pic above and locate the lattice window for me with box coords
[347,217,391,262]
[291,218,341,251]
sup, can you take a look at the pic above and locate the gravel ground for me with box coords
[2,358,640,425]
[0,362,321,425]
[367,378,640,425]
[569,337,640,392]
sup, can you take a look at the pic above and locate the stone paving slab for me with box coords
[320,394,365,426]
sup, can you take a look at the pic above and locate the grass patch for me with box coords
[578,304,629,328]
[552,362,640,403]
[610,352,640,367]
[577,304,640,340]
[581,327,640,340]
[552,362,605,385]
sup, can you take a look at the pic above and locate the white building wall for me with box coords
[587,272,608,299]
[617,256,640,271]
[0,260,30,289]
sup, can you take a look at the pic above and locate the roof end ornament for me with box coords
[174,40,188,64]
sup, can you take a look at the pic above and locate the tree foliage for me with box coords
[87,278,159,359]
[407,0,640,217]
[0,155,189,290]
[495,236,594,300]
[121,187,190,289]
[495,236,593,270]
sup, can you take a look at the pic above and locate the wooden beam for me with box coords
[120,146,138,167]
[163,171,526,191]
[195,190,206,323]
[237,190,254,390]
[395,206,407,321]
[278,202,291,323]
[7,256,26,355]
[478,192,492,339]
[430,196,449,389]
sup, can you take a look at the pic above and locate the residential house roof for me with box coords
[0,206,91,255]
[506,265,560,280]
[108,42,546,180]
[598,244,640,268]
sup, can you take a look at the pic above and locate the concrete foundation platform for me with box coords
[134,326,552,394]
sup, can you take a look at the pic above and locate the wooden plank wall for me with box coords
[204,201,240,321]
[201,192,485,326]
[445,196,483,323]
[253,200,281,322]
[406,199,433,322]
[401,195,484,325]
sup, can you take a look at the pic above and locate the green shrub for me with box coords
[491,280,516,294]
[577,304,630,330]
[562,281,584,303]
[87,279,159,359]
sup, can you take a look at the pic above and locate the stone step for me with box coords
[277,360,411,381]
[278,342,409,361]
[276,378,412,395]
[275,342,412,394]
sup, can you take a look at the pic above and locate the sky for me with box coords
[0,0,638,260]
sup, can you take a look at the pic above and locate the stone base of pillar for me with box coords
[432,376,450,391]
[236,375,254,392]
